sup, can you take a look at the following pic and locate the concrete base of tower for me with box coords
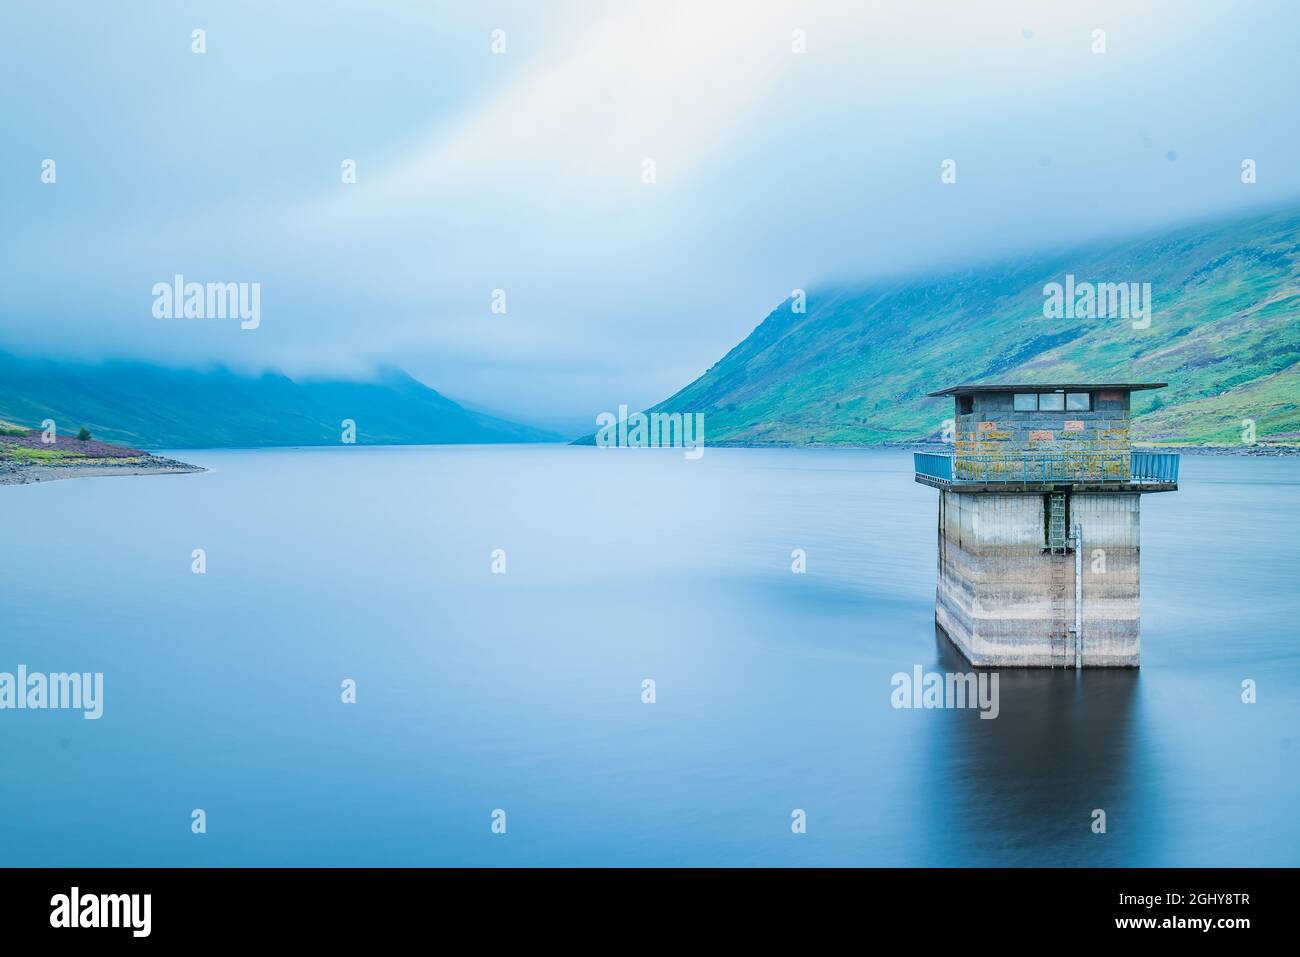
[934,490,1141,668]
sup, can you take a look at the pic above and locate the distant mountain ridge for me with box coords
[0,352,556,448]
[643,204,1300,447]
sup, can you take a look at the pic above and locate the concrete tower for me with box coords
[914,383,1179,668]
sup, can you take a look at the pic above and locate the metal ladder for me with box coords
[1047,494,1071,666]
[1049,551,1071,666]
[1047,492,1068,552]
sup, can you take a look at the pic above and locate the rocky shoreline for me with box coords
[893,442,1300,457]
[691,440,1300,456]
[0,454,204,486]
[0,424,204,486]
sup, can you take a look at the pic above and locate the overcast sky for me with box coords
[3,0,1298,432]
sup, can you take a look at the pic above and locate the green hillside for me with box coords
[649,205,1300,447]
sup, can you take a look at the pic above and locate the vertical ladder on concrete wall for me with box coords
[1049,552,1070,666]
[1047,494,1071,665]
[1072,523,1083,669]
[1047,493,1068,552]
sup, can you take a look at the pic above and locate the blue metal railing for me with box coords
[914,451,954,484]
[1130,451,1180,483]
[914,450,1179,485]
[954,452,1130,483]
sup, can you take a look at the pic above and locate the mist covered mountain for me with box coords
[645,205,1300,447]
[0,352,557,448]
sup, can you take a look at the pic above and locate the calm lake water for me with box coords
[1,446,1297,866]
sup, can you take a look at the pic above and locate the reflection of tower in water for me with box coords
[916,626,1163,866]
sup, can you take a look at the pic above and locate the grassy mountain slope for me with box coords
[0,353,556,448]
[649,205,1300,446]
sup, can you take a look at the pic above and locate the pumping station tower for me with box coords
[914,383,1179,668]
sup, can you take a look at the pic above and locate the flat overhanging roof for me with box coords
[927,382,1167,397]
